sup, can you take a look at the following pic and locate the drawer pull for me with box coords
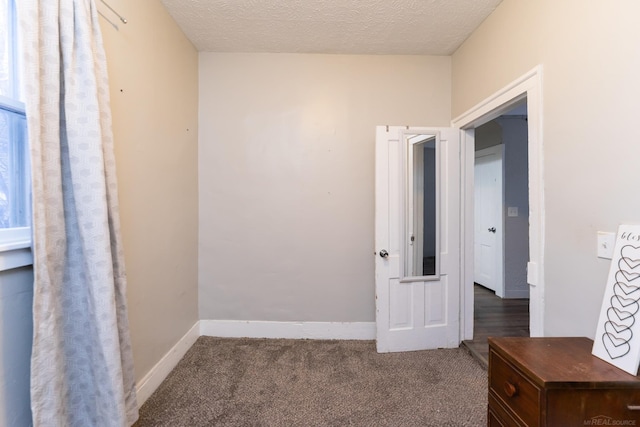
[628,405,640,411]
[503,381,518,397]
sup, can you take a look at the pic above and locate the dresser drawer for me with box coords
[546,389,640,425]
[489,349,541,426]
[488,394,525,427]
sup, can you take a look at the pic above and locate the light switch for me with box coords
[507,207,518,217]
[597,231,615,259]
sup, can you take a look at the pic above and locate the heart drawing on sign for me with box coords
[610,294,640,314]
[617,267,640,284]
[621,245,640,268]
[602,332,631,359]
[605,320,633,343]
[620,255,640,272]
[622,257,640,270]
[607,306,636,326]
[614,281,640,297]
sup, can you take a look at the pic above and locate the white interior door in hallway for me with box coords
[474,145,504,297]
[375,126,460,353]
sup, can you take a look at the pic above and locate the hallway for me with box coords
[462,284,529,367]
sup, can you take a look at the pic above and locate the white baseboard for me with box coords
[135,321,200,407]
[200,320,376,340]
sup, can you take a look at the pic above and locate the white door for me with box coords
[375,126,460,353]
[473,146,504,296]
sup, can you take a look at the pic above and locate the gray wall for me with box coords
[453,0,640,336]
[198,53,452,322]
[0,267,33,427]
[475,121,502,150]
[499,117,529,298]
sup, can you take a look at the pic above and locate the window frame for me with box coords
[0,0,32,271]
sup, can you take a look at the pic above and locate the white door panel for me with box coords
[474,146,504,296]
[375,126,460,353]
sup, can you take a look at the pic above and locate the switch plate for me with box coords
[507,207,518,217]
[597,231,615,259]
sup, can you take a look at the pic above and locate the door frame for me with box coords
[452,66,545,340]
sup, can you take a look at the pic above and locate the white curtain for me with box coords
[17,0,138,425]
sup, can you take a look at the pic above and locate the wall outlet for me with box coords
[597,231,615,259]
[507,207,518,217]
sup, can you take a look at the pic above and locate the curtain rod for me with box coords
[100,0,127,24]
[99,11,119,30]
[98,11,120,31]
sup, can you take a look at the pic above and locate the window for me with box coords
[0,0,31,269]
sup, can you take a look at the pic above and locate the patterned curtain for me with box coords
[17,1,138,425]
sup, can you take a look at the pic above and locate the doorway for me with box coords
[452,66,545,361]
[465,103,531,365]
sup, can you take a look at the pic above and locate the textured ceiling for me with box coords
[159,0,503,55]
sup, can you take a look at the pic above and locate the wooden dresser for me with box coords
[488,337,640,426]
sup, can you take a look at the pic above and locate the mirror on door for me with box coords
[403,132,439,281]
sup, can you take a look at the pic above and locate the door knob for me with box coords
[379,249,389,258]
[488,227,496,233]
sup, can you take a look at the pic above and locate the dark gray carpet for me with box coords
[134,337,487,426]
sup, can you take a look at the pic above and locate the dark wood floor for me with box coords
[462,284,529,368]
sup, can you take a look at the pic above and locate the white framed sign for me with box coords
[593,224,640,375]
